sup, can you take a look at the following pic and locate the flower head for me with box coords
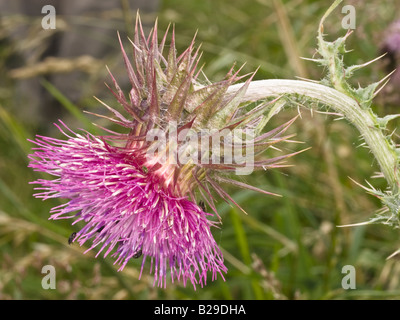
[28,15,297,289]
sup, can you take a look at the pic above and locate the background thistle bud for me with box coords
[380,19,400,105]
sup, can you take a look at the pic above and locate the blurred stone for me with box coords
[0,0,159,128]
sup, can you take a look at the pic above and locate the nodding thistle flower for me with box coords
[28,16,298,289]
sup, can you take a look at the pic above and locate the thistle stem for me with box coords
[227,79,400,191]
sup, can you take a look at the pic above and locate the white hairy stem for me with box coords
[227,79,399,191]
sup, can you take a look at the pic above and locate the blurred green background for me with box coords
[1,0,400,300]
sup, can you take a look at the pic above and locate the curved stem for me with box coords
[227,79,400,191]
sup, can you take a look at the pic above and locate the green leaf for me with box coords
[40,79,99,134]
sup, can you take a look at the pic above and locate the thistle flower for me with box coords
[28,16,298,289]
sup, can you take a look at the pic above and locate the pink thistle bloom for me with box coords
[29,123,224,288]
[28,15,298,289]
